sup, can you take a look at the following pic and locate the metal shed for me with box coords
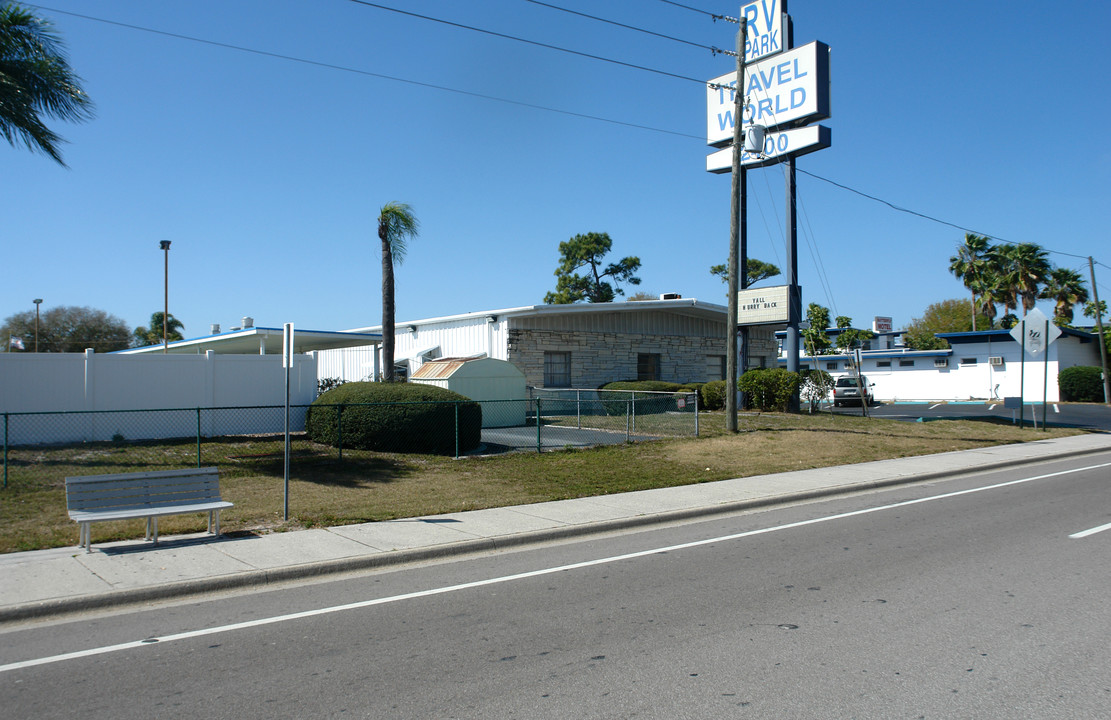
[410,355,527,428]
[411,355,526,426]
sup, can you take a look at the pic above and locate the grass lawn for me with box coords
[0,411,1084,553]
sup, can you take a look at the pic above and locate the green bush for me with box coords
[798,368,834,413]
[306,382,481,455]
[1059,365,1106,402]
[598,380,689,416]
[700,380,730,411]
[739,368,801,412]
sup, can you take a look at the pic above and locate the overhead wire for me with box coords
[30,3,1103,275]
[347,0,712,85]
[523,0,733,56]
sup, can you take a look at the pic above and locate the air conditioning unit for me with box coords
[989,356,1004,366]
[933,358,949,368]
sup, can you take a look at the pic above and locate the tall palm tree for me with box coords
[948,233,992,331]
[378,202,419,383]
[1039,267,1089,325]
[1002,242,1052,313]
[0,3,94,166]
[132,312,184,347]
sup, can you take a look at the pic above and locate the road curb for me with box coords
[3,441,1108,624]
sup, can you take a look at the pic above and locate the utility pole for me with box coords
[725,16,748,432]
[1090,256,1110,403]
[160,240,171,354]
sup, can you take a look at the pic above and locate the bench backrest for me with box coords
[66,467,223,513]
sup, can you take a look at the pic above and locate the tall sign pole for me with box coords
[782,9,802,412]
[726,16,748,432]
[282,322,294,520]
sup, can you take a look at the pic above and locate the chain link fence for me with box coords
[2,392,698,490]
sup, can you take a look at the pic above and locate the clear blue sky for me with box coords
[5,1,1110,340]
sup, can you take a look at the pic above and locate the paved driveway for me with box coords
[830,401,1111,431]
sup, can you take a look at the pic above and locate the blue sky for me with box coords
[5,1,1110,340]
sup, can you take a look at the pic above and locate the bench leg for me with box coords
[81,523,91,553]
[152,517,159,544]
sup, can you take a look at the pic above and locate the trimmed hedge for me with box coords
[306,382,481,455]
[1059,365,1106,402]
[700,380,730,411]
[739,368,801,412]
[598,380,696,416]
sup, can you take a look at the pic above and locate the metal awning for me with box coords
[114,327,382,355]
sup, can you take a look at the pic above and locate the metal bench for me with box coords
[65,467,233,552]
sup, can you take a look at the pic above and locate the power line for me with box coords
[657,0,735,23]
[28,4,703,141]
[348,0,711,85]
[523,0,734,56]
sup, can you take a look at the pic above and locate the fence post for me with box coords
[337,405,344,461]
[3,413,7,489]
[626,399,631,442]
[536,398,542,453]
[576,390,581,429]
[196,407,202,468]
[455,402,460,459]
[694,391,700,437]
[631,392,636,433]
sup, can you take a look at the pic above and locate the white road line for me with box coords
[1053,404,1060,413]
[928,403,943,410]
[1069,521,1111,539]
[5,460,1111,675]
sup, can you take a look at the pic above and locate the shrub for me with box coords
[798,368,834,413]
[739,368,801,412]
[700,380,729,411]
[598,380,689,416]
[306,382,481,455]
[1059,365,1106,402]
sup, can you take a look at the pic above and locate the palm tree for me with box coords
[997,242,1051,314]
[132,312,184,347]
[948,233,992,331]
[378,202,419,383]
[0,3,94,166]
[1039,267,1089,325]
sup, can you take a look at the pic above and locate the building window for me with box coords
[544,351,571,387]
[899,359,914,367]
[825,362,838,370]
[637,353,661,381]
[960,357,977,366]
[876,360,891,368]
[708,355,726,381]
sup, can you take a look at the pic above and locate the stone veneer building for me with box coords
[325,299,776,389]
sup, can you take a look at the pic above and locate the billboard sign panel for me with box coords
[706,124,830,172]
[706,41,830,147]
[737,285,791,325]
[740,0,784,63]
[873,316,893,334]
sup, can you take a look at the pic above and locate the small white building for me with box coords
[782,327,1102,402]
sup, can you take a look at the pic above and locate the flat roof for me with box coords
[114,327,382,355]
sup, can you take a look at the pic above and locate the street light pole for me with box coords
[160,240,171,353]
[33,298,42,352]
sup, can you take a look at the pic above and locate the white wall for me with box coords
[1,351,317,444]
[812,334,1101,403]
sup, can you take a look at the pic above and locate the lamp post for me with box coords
[159,240,171,353]
[33,298,42,352]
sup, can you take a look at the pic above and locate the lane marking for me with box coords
[928,403,943,410]
[1053,404,1060,414]
[5,459,1111,674]
[1069,521,1111,539]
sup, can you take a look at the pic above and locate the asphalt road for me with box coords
[4,453,1110,718]
[831,400,1111,431]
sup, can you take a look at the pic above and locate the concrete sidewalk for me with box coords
[3,433,1109,623]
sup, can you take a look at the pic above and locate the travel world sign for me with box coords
[706,41,831,147]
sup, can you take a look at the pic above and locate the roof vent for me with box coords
[242,316,254,329]
[210,324,220,334]
[659,293,682,300]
